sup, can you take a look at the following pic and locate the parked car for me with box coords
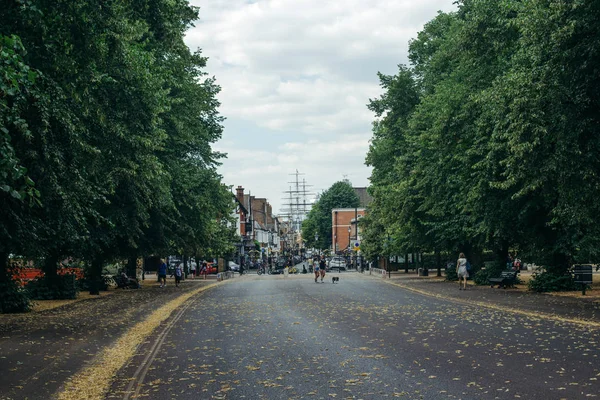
[227,261,240,272]
[207,263,218,274]
[328,257,347,271]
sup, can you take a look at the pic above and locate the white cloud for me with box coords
[187,0,456,212]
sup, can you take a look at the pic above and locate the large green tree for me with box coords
[364,0,600,287]
[1,0,233,305]
[302,181,360,251]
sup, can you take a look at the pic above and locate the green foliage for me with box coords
[0,34,39,202]
[473,269,492,286]
[78,264,111,292]
[473,260,505,285]
[364,0,600,286]
[303,181,360,251]
[445,263,457,282]
[26,275,79,300]
[0,0,231,299]
[0,280,32,313]
[527,269,578,293]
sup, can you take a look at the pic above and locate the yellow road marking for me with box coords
[57,282,224,400]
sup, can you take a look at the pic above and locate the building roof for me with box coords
[233,195,248,214]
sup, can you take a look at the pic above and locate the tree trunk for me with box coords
[436,249,442,277]
[127,255,137,278]
[43,254,59,287]
[89,257,104,295]
[495,240,509,272]
[183,255,188,279]
[550,252,570,275]
[404,253,409,273]
[0,252,9,284]
[461,243,473,265]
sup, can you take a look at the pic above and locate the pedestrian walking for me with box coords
[174,263,183,287]
[190,261,196,279]
[456,252,469,290]
[319,257,327,283]
[314,258,320,282]
[200,261,207,279]
[158,259,167,288]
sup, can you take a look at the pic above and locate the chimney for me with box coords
[236,186,244,204]
[236,186,246,236]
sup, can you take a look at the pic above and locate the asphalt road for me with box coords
[108,274,600,399]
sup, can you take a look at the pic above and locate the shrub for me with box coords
[77,273,111,292]
[473,269,493,285]
[527,269,578,293]
[0,280,32,313]
[26,274,79,300]
[445,262,457,281]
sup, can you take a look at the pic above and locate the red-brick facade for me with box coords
[331,208,366,253]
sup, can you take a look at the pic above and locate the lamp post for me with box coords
[387,234,391,278]
[334,211,338,254]
[347,226,351,267]
[268,230,273,270]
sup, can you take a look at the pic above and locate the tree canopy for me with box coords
[0,0,234,306]
[363,0,600,283]
[303,181,360,251]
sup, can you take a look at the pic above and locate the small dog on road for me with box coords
[331,277,339,284]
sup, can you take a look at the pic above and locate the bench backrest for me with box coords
[501,271,517,278]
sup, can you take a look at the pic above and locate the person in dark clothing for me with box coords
[319,257,327,283]
[158,259,167,288]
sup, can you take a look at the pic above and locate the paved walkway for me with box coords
[364,270,600,323]
[0,277,217,400]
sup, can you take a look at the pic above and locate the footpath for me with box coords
[0,276,218,400]
[366,269,600,324]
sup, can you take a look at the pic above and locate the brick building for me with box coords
[331,208,367,254]
[234,186,280,263]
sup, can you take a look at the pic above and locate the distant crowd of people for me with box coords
[155,259,213,287]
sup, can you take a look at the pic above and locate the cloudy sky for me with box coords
[185,0,456,213]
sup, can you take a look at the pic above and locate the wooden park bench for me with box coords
[488,270,518,289]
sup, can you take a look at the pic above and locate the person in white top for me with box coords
[456,252,469,290]
[190,261,196,279]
